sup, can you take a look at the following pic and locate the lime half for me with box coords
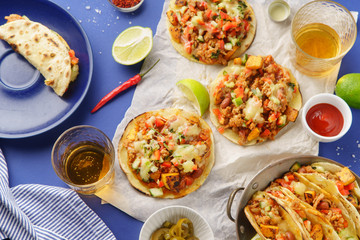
[176,79,210,116]
[335,73,360,109]
[112,26,153,65]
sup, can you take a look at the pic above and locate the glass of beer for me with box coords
[290,0,357,77]
[51,125,115,195]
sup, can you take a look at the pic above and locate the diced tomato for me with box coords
[218,39,224,50]
[320,209,329,214]
[331,208,342,214]
[171,159,179,166]
[286,173,295,182]
[155,118,165,128]
[260,129,271,138]
[192,164,198,171]
[344,182,355,191]
[181,14,190,23]
[213,108,222,118]
[219,11,232,21]
[188,4,196,12]
[69,50,79,65]
[69,49,75,58]
[243,20,250,32]
[197,18,205,25]
[184,41,192,54]
[340,189,350,196]
[205,9,213,19]
[223,21,237,31]
[218,127,225,134]
[157,180,164,188]
[153,150,160,160]
[336,180,344,191]
[201,1,208,8]
[234,87,244,98]
[145,121,152,128]
[161,162,171,168]
[185,176,194,186]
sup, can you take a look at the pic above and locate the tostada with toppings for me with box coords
[166,0,256,65]
[0,14,79,96]
[209,55,302,145]
[118,108,214,198]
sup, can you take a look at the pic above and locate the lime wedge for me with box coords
[176,79,210,116]
[112,26,153,65]
[251,234,262,240]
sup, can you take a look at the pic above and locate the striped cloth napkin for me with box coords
[0,148,116,240]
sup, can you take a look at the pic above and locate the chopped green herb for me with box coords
[192,55,199,61]
[211,50,220,59]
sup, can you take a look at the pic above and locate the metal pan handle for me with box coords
[226,187,244,222]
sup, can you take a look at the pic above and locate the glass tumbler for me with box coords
[51,125,115,195]
[290,0,357,77]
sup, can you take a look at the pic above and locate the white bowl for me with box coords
[301,93,352,142]
[268,0,290,22]
[139,205,214,240]
[107,0,144,13]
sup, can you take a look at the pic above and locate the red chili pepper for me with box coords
[91,59,160,113]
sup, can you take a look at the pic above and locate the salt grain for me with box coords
[352,154,356,158]
[67,6,70,10]
[85,6,91,10]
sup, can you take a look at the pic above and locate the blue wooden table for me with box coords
[0,0,359,239]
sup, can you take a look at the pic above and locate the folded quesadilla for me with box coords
[0,14,79,96]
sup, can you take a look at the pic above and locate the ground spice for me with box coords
[112,0,141,8]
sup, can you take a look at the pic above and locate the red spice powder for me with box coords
[112,0,141,8]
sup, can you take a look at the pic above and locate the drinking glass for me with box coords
[290,0,357,77]
[51,125,115,195]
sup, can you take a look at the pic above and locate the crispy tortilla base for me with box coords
[209,60,302,146]
[166,0,256,65]
[118,108,215,199]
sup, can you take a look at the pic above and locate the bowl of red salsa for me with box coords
[301,93,352,142]
[108,0,144,12]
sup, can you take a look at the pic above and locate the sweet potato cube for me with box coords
[260,224,279,238]
[233,57,242,65]
[336,167,356,185]
[169,26,181,43]
[247,127,260,141]
[310,224,324,240]
[245,56,263,70]
[304,190,316,204]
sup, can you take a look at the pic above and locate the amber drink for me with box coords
[52,126,115,195]
[290,1,356,77]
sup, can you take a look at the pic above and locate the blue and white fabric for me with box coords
[0,148,116,240]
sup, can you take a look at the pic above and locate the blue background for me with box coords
[0,0,359,239]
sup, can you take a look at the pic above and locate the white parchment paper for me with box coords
[96,1,356,239]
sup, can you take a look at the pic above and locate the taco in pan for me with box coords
[209,55,302,145]
[266,187,339,240]
[166,0,256,65]
[118,108,214,198]
[245,191,303,240]
[0,14,79,96]
[269,171,358,240]
[295,162,360,237]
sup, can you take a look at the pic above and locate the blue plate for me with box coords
[0,0,92,138]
